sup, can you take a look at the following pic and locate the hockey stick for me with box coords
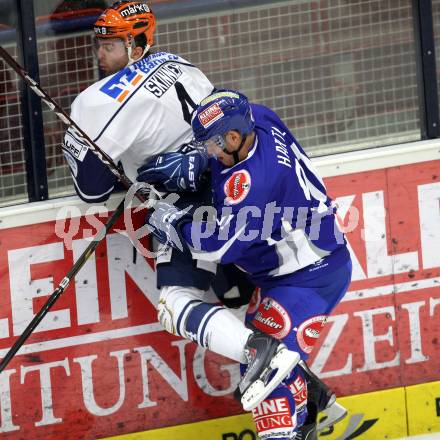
[0,198,125,373]
[0,45,146,203]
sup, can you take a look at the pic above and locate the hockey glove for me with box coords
[137,152,208,192]
[146,200,193,252]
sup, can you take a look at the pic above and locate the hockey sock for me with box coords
[158,285,253,363]
[185,303,253,363]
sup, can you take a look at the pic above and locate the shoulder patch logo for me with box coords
[198,102,224,128]
[224,169,251,205]
[100,69,144,102]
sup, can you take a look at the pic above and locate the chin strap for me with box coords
[225,134,247,165]
[126,44,150,67]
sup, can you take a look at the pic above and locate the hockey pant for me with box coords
[245,261,352,440]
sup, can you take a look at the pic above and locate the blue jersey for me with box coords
[181,104,350,288]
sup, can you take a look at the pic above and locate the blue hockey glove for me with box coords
[137,152,209,192]
[146,200,193,251]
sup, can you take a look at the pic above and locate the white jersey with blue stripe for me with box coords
[62,52,214,201]
[182,104,350,287]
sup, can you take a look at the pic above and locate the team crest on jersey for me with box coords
[224,170,251,205]
[198,103,224,128]
[252,297,291,339]
[296,315,327,354]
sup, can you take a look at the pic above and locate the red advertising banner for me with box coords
[0,210,243,439]
[310,159,440,396]
[0,159,439,439]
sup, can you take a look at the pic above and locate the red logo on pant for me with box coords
[296,315,327,354]
[251,297,292,339]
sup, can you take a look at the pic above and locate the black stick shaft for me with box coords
[0,45,146,203]
[0,199,125,373]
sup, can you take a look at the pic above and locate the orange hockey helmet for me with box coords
[94,1,156,50]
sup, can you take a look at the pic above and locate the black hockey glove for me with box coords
[146,200,193,252]
[137,151,208,192]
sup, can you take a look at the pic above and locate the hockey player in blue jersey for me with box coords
[144,89,353,439]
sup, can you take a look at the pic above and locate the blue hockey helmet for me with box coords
[191,89,255,143]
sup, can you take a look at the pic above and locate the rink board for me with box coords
[105,382,440,439]
[406,381,440,435]
[0,158,439,439]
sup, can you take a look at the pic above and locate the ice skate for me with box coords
[237,331,300,411]
[296,422,318,440]
[299,360,347,432]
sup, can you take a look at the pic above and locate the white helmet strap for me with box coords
[125,36,150,67]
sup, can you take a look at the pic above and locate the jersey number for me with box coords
[291,142,327,204]
[266,141,330,274]
[175,81,197,124]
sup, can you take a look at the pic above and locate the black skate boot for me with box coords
[236,331,300,411]
[296,421,318,440]
[299,360,347,432]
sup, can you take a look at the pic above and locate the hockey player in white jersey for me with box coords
[62,1,301,413]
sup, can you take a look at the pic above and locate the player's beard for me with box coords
[99,58,128,76]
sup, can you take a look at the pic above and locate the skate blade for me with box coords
[317,401,347,432]
[241,348,300,412]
